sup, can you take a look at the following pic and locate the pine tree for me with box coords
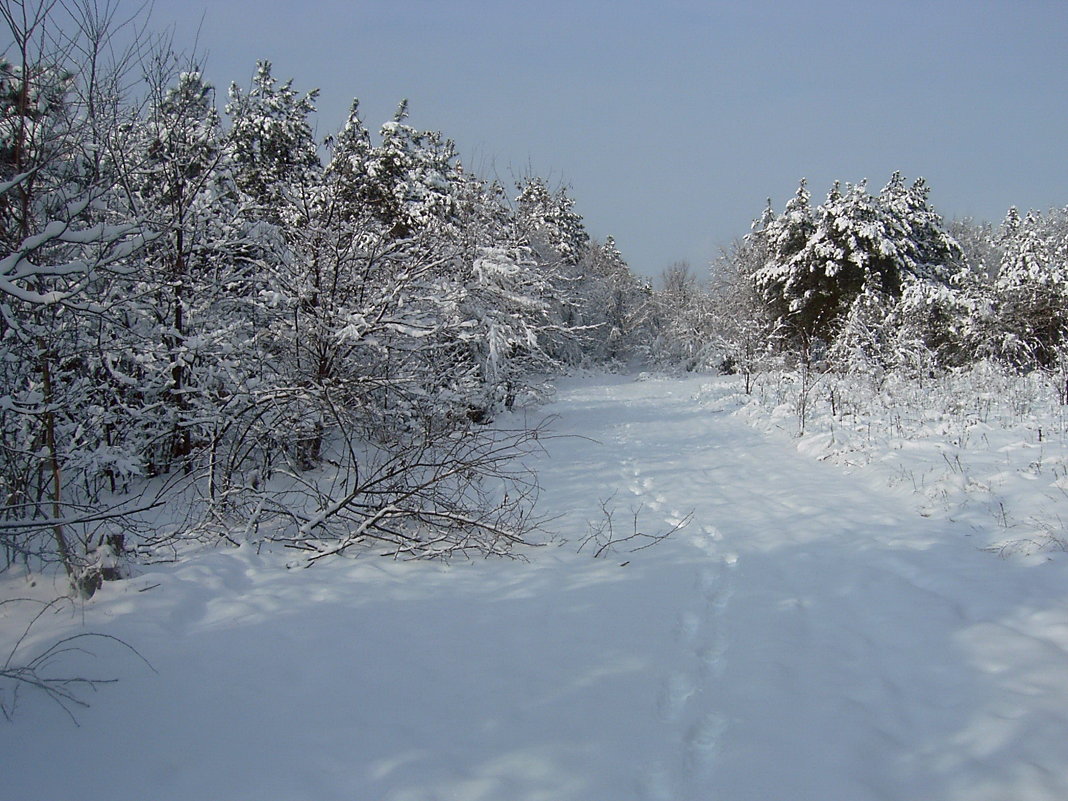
[753,174,964,359]
[322,100,374,224]
[579,236,651,363]
[127,69,233,468]
[749,179,816,347]
[514,177,590,267]
[359,100,461,240]
[992,209,1068,368]
[878,172,963,284]
[225,61,320,223]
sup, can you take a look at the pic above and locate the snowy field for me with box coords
[732,363,1068,557]
[5,373,1068,800]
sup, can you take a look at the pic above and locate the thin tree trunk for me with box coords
[39,346,74,577]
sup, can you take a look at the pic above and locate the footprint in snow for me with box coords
[666,510,688,527]
[638,762,674,801]
[697,638,728,677]
[685,711,729,773]
[702,524,721,540]
[657,671,696,722]
[697,564,734,611]
[675,610,701,645]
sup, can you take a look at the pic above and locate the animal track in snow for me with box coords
[646,559,735,792]
[698,565,734,612]
[666,510,689,528]
[647,493,668,512]
[628,477,655,498]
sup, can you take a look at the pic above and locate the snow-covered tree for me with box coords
[514,177,590,268]
[704,238,777,388]
[225,61,320,224]
[0,0,152,588]
[513,180,650,365]
[574,236,651,363]
[648,261,719,371]
[877,172,963,284]
[121,68,238,470]
[748,179,818,349]
[989,208,1068,369]
[751,175,964,362]
[432,171,566,415]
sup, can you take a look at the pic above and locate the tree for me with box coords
[751,175,963,362]
[0,0,153,588]
[358,100,461,240]
[649,261,717,371]
[225,60,319,223]
[513,179,652,365]
[514,176,590,268]
[576,236,651,363]
[124,67,235,471]
[748,179,818,349]
[707,240,775,389]
[877,172,963,284]
[436,170,565,415]
[990,208,1068,369]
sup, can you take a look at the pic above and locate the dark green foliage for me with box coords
[748,175,964,358]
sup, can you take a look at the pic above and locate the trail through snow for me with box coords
[5,374,1068,800]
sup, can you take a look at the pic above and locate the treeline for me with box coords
[666,174,1068,387]
[1,3,656,591]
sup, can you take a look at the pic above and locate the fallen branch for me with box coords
[580,494,693,558]
[1,598,155,725]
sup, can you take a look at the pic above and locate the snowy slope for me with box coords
[5,374,1068,800]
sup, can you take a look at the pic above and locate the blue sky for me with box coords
[150,0,1068,277]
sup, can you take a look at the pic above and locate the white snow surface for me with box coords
[6,373,1068,800]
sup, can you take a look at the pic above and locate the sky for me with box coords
[86,1,1068,276]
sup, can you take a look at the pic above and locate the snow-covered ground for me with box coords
[5,373,1068,800]
[731,363,1068,557]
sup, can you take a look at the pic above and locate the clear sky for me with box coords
[140,1,1068,276]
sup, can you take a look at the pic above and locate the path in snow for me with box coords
[5,374,1068,801]
[537,374,1068,801]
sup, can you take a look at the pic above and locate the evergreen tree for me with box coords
[322,100,374,224]
[878,172,963,283]
[579,236,651,363]
[514,177,590,267]
[358,100,461,240]
[752,175,963,357]
[748,179,817,347]
[992,208,1068,368]
[225,61,320,223]
[126,69,234,469]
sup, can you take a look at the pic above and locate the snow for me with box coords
[5,373,1068,800]
[732,364,1068,557]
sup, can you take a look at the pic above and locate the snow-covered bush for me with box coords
[2,9,659,585]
